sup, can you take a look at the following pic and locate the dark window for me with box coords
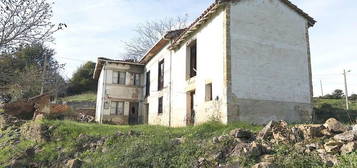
[110,101,124,115]
[158,60,164,90]
[205,83,212,101]
[145,71,150,97]
[189,40,197,78]
[133,73,140,86]
[113,71,126,85]
[158,97,163,114]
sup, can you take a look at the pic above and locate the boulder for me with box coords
[297,124,324,139]
[340,142,357,155]
[171,137,185,145]
[259,154,274,162]
[115,131,124,137]
[352,125,357,131]
[252,162,276,168]
[320,129,334,137]
[333,131,357,142]
[258,121,290,141]
[323,118,347,133]
[218,135,230,142]
[258,121,277,140]
[212,137,220,144]
[290,127,304,142]
[305,143,319,153]
[0,113,25,130]
[324,140,343,154]
[0,114,7,130]
[229,128,253,139]
[319,154,338,167]
[20,122,50,143]
[66,159,82,168]
[248,142,268,157]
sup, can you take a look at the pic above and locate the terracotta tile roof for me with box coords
[169,0,316,50]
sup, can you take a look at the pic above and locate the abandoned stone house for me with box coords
[93,0,316,126]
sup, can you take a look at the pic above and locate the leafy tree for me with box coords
[322,89,345,99]
[67,61,98,95]
[0,0,66,52]
[349,94,357,101]
[123,16,188,61]
[0,44,65,101]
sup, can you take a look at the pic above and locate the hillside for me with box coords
[1,113,357,168]
[314,98,357,110]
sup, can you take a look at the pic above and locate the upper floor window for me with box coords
[113,71,126,85]
[133,73,141,86]
[110,101,124,115]
[188,40,197,78]
[158,60,164,90]
[145,71,151,97]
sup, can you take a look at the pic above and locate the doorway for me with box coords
[187,90,195,125]
[129,102,139,125]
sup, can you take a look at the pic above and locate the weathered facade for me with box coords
[94,0,316,126]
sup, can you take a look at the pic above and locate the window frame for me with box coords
[158,60,164,90]
[205,83,213,102]
[158,96,163,115]
[188,40,197,78]
[133,73,141,86]
[110,101,124,115]
[145,71,151,97]
[112,71,126,85]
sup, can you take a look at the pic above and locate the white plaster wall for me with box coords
[170,9,227,126]
[95,69,104,122]
[230,0,311,103]
[145,44,171,126]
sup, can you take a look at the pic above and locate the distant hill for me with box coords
[314,98,357,110]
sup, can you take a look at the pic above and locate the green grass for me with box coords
[314,98,357,110]
[1,120,355,167]
[28,120,262,168]
[0,128,34,165]
[61,92,97,102]
[0,108,3,113]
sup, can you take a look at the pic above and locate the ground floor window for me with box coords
[205,83,212,101]
[158,97,163,114]
[110,101,124,115]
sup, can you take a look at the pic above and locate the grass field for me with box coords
[61,92,97,102]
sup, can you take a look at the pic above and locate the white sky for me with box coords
[51,0,357,96]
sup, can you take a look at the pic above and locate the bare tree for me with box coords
[0,0,66,52]
[122,15,188,61]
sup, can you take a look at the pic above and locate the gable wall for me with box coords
[229,0,312,124]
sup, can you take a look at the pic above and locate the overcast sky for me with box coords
[51,0,357,96]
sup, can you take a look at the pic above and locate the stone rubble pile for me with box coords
[197,118,357,168]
